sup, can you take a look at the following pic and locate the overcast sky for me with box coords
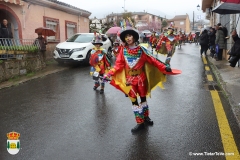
[60,0,205,21]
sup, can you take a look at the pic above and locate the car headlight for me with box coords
[72,47,86,52]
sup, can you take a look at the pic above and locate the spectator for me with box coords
[228,29,240,67]
[215,23,226,61]
[0,19,13,46]
[208,27,216,58]
[34,33,47,65]
[199,29,209,56]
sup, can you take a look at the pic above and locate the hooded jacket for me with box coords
[215,28,225,49]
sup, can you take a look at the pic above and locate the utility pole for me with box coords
[193,11,194,31]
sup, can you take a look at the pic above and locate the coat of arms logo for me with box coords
[7,131,20,155]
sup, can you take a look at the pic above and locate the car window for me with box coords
[66,34,94,43]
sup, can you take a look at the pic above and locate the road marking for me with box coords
[203,55,240,159]
[202,56,207,65]
[207,75,213,81]
[210,91,240,160]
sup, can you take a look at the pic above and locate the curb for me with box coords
[0,67,69,90]
[206,56,240,128]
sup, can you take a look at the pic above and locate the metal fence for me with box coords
[0,38,41,60]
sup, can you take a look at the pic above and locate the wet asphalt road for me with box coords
[0,43,240,160]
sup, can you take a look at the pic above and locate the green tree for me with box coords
[161,20,168,32]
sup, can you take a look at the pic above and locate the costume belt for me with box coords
[98,61,104,65]
[126,68,143,76]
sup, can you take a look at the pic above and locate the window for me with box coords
[66,34,94,43]
[180,21,184,25]
[43,16,60,42]
[65,21,77,40]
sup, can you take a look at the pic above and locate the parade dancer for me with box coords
[149,31,158,54]
[188,32,193,43]
[112,39,121,57]
[103,20,174,133]
[178,31,184,49]
[155,26,178,66]
[89,33,111,94]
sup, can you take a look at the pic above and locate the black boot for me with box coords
[144,117,154,125]
[131,123,145,133]
[100,89,104,94]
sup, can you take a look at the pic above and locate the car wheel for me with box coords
[84,50,91,65]
[107,48,113,59]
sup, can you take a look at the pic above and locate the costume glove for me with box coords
[165,66,172,72]
[102,73,111,82]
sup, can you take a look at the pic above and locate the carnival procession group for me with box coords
[89,18,183,133]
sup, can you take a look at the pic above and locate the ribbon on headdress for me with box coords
[127,17,134,28]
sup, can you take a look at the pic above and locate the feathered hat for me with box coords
[119,17,139,43]
[92,32,103,46]
[168,22,175,31]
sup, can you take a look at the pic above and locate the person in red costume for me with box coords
[149,31,158,49]
[112,39,121,57]
[89,33,111,94]
[155,27,178,66]
[103,25,172,133]
[188,32,193,43]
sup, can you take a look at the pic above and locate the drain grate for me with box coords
[208,85,221,91]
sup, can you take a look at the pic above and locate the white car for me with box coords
[53,33,112,65]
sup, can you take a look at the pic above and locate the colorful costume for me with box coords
[104,19,172,133]
[149,32,158,49]
[89,33,111,94]
[188,32,193,43]
[112,39,122,57]
[155,27,178,66]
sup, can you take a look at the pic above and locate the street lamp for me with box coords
[197,4,200,11]
[193,4,200,31]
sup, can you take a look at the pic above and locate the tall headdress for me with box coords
[119,17,139,43]
[92,32,103,46]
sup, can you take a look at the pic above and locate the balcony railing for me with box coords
[0,38,41,60]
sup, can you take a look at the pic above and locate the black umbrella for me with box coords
[212,2,240,14]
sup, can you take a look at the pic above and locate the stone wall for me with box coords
[0,53,43,82]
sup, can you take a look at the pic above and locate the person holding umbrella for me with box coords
[34,33,47,66]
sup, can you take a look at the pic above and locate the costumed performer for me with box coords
[89,32,111,94]
[103,21,173,133]
[155,26,178,66]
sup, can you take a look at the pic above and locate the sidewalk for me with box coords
[0,60,70,90]
[206,55,240,127]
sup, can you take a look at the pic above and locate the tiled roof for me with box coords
[169,15,188,21]
[47,0,91,14]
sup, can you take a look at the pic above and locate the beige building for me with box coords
[167,14,191,33]
[0,0,91,56]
